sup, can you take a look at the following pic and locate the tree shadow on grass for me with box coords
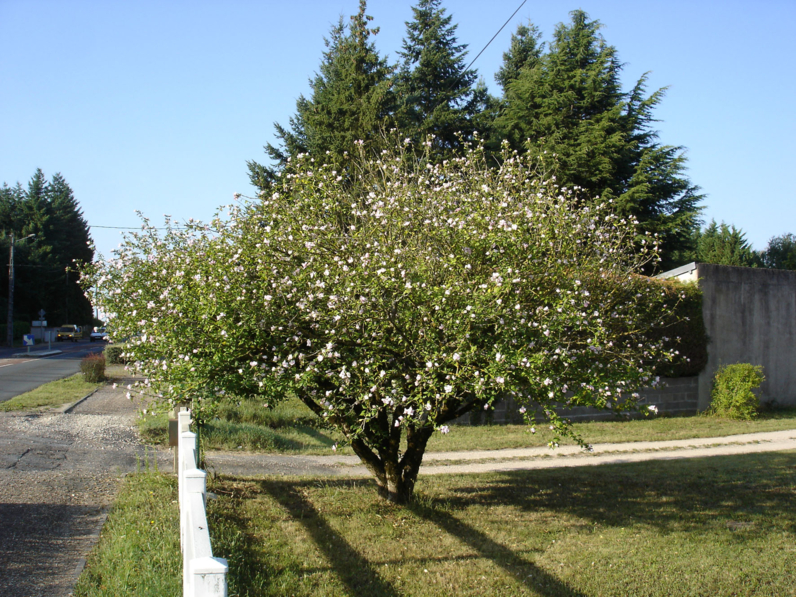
[435,451,796,535]
[258,478,402,597]
[210,452,796,595]
[216,476,588,596]
[408,501,589,597]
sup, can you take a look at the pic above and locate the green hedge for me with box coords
[0,321,31,344]
[586,275,708,379]
[650,279,709,378]
[104,344,127,364]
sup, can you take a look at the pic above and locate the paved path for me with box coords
[205,428,796,478]
[0,384,168,597]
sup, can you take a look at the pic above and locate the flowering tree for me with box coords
[83,140,680,503]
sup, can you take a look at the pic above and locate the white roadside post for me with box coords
[177,410,228,596]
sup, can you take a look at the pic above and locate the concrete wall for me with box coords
[696,263,796,409]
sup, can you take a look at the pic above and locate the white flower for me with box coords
[440,425,450,434]
[648,405,658,414]
[519,406,527,414]
[452,352,460,361]
[496,376,505,384]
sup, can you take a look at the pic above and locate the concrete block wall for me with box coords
[455,376,699,426]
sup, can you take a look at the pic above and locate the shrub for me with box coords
[81,353,106,383]
[104,344,125,364]
[709,364,764,420]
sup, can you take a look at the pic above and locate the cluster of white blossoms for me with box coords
[83,141,683,446]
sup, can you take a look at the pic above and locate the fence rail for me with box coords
[178,410,228,596]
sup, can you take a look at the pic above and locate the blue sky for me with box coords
[2,0,794,260]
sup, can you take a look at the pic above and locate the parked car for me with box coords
[89,327,108,342]
[56,324,83,342]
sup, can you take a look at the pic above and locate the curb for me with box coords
[61,388,101,414]
[11,349,63,358]
[67,506,110,592]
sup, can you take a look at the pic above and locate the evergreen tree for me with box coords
[249,0,394,190]
[694,220,758,267]
[494,22,544,94]
[395,0,488,156]
[494,11,702,271]
[48,173,94,324]
[760,233,796,270]
[0,171,94,327]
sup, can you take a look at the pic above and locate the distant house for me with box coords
[658,262,796,409]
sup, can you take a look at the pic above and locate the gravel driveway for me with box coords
[0,385,169,597]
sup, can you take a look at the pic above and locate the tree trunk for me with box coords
[350,425,434,504]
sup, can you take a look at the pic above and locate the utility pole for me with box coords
[6,233,35,347]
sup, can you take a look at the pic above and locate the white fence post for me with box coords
[177,411,228,596]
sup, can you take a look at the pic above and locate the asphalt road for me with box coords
[0,341,105,403]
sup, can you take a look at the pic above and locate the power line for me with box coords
[89,225,187,230]
[465,0,528,72]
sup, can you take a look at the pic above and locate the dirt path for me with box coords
[205,428,796,478]
[0,386,169,597]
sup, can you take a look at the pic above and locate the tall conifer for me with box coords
[494,11,702,270]
[0,171,93,326]
[395,0,488,156]
[249,0,394,190]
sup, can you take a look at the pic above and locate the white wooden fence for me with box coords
[177,410,228,596]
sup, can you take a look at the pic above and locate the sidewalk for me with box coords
[204,428,796,478]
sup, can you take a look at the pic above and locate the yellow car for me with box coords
[56,325,83,342]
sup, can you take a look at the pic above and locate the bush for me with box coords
[709,364,764,420]
[104,344,125,364]
[81,353,106,383]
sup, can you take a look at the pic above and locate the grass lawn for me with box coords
[0,373,102,412]
[72,472,181,596]
[137,395,796,455]
[207,451,796,596]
